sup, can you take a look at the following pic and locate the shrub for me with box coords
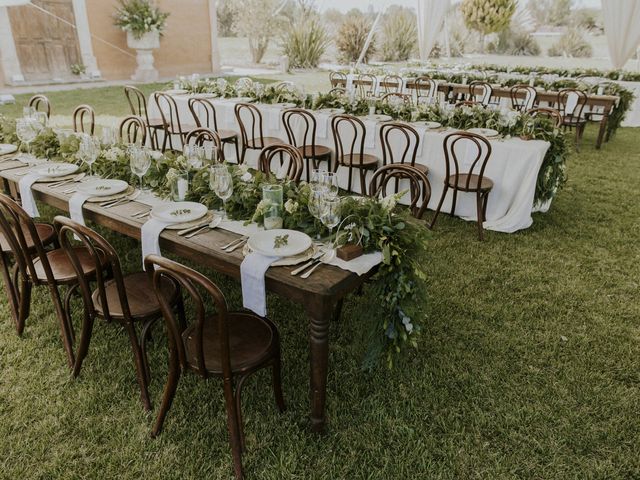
[461,0,516,43]
[113,0,169,39]
[217,0,237,37]
[380,6,417,62]
[336,14,377,64]
[281,15,330,68]
[548,28,593,58]
[487,29,541,56]
[233,0,283,64]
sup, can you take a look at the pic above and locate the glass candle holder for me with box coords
[262,184,283,230]
[171,172,189,201]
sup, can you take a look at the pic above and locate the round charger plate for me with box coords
[316,108,345,115]
[0,144,18,156]
[78,179,129,197]
[360,114,393,122]
[272,102,297,108]
[151,201,208,224]
[165,211,215,230]
[36,172,80,183]
[243,243,318,266]
[412,121,442,129]
[467,127,500,138]
[32,162,78,178]
[165,89,188,95]
[247,229,312,258]
[87,185,135,203]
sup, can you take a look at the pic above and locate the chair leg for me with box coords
[475,192,484,241]
[3,262,28,335]
[450,188,458,217]
[223,379,245,480]
[429,185,448,230]
[151,339,181,438]
[271,345,286,414]
[16,276,32,336]
[64,284,79,343]
[140,317,159,384]
[482,191,490,222]
[125,322,152,411]
[48,284,75,368]
[233,139,240,164]
[72,311,95,378]
[239,145,247,165]
[234,375,249,452]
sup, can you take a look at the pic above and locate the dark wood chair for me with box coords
[72,104,95,135]
[468,81,493,106]
[380,92,412,107]
[119,115,147,146]
[188,97,240,163]
[144,254,285,480]
[331,114,379,194]
[355,73,377,98]
[184,127,224,162]
[329,71,347,88]
[381,74,403,94]
[369,164,431,220]
[234,103,282,165]
[282,108,332,182]
[510,85,537,111]
[429,131,493,241]
[379,122,426,173]
[557,88,588,151]
[327,87,346,96]
[124,85,165,150]
[28,94,51,118]
[258,143,304,182]
[0,194,105,367]
[153,92,197,152]
[411,76,439,104]
[55,216,182,411]
[526,107,563,128]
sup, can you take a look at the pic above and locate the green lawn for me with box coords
[1,85,639,479]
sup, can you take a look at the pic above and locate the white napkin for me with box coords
[18,172,41,217]
[241,252,280,316]
[327,251,383,275]
[141,218,173,268]
[68,192,92,226]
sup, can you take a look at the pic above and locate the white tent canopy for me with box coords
[416,0,450,61]
[602,0,640,69]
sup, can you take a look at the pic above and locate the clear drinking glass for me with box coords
[129,146,151,191]
[171,172,189,201]
[34,112,48,130]
[321,171,339,198]
[310,169,322,185]
[78,135,101,178]
[262,184,283,230]
[15,117,39,163]
[210,164,233,217]
[184,145,204,169]
[100,126,118,146]
[22,106,36,118]
[320,196,342,246]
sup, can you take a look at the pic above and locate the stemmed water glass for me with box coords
[129,146,151,191]
[100,126,118,147]
[210,164,233,218]
[320,196,341,247]
[77,134,101,178]
[321,171,338,198]
[15,117,39,163]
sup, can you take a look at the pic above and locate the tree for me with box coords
[217,0,237,37]
[527,0,574,27]
[380,6,417,62]
[233,0,283,64]
[335,12,377,64]
[460,0,516,50]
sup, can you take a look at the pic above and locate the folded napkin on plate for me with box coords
[68,192,93,226]
[18,172,41,217]
[328,251,383,275]
[241,252,280,316]
[141,218,173,268]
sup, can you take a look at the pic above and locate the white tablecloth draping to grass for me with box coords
[148,95,551,233]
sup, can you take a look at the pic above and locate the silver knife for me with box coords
[291,251,324,275]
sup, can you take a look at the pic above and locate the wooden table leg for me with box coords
[596,112,609,149]
[305,295,336,433]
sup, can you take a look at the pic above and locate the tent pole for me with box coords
[355,6,387,70]
[444,13,451,60]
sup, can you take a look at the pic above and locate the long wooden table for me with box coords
[0,160,372,433]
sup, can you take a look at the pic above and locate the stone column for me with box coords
[71,0,101,78]
[0,6,24,84]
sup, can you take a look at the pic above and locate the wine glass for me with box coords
[34,112,48,130]
[78,135,101,178]
[15,117,39,163]
[22,106,36,118]
[321,171,338,198]
[210,164,233,218]
[184,144,203,169]
[320,196,341,247]
[129,146,151,191]
[100,126,118,146]
[310,169,322,186]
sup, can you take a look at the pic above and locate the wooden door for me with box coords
[8,0,81,82]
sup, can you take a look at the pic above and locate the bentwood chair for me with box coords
[380,92,412,107]
[526,107,563,128]
[329,71,347,88]
[119,115,148,146]
[234,103,282,165]
[355,73,377,98]
[379,122,426,173]
[327,87,346,96]
[28,94,51,118]
[369,164,431,220]
[188,97,240,162]
[331,114,379,194]
[282,108,332,182]
[72,104,95,135]
[381,74,403,94]
[510,85,538,111]
[468,81,493,106]
[55,217,182,411]
[557,88,588,151]
[429,131,493,241]
[0,194,105,367]
[411,76,439,104]
[184,127,224,162]
[154,92,197,152]
[124,85,165,150]
[144,254,285,480]
[258,143,304,182]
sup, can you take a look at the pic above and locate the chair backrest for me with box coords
[119,115,147,146]
[72,104,95,135]
[381,75,403,94]
[154,92,188,151]
[380,92,412,108]
[526,107,563,128]
[442,131,492,190]
[328,87,346,96]
[274,81,294,92]
[355,73,377,98]
[54,216,123,323]
[368,164,430,219]
[124,85,148,119]
[557,88,587,120]
[144,254,231,378]
[455,100,483,108]
[282,108,319,155]
[0,193,53,286]
[469,81,493,106]
[184,127,224,161]
[379,122,419,168]
[258,143,303,182]
[187,97,220,130]
[28,94,51,118]
[510,85,537,111]
[331,113,366,163]
[411,76,439,103]
[234,103,265,149]
[329,71,347,88]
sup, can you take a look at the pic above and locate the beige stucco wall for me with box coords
[86,0,214,80]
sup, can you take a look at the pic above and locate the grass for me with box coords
[1,84,640,479]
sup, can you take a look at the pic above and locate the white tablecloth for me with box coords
[149,94,551,233]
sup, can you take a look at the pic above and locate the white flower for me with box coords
[166,168,178,183]
[380,191,405,212]
[236,163,249,175]
[240,172,253,182]
[284,199,298,214]
[149,150,162,160]
[105,147,123,162]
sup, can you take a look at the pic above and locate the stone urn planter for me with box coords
[127,31,160,82]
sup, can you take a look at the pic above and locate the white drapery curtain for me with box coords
[417,0,450,62]
[602,0,640,69]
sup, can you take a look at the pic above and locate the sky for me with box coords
[317,0,601,13]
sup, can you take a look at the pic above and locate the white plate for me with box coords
[165,89,188,95]
[272,102,297,109]
[247,229,312,258]
[77,179,129,197]
[467,128,500,138]
[360,114,393,122]
[412,121,442,129]
[32,162,78,178]
[0,144,18,155]
[151,201,208,224]
[316,108,345,115]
